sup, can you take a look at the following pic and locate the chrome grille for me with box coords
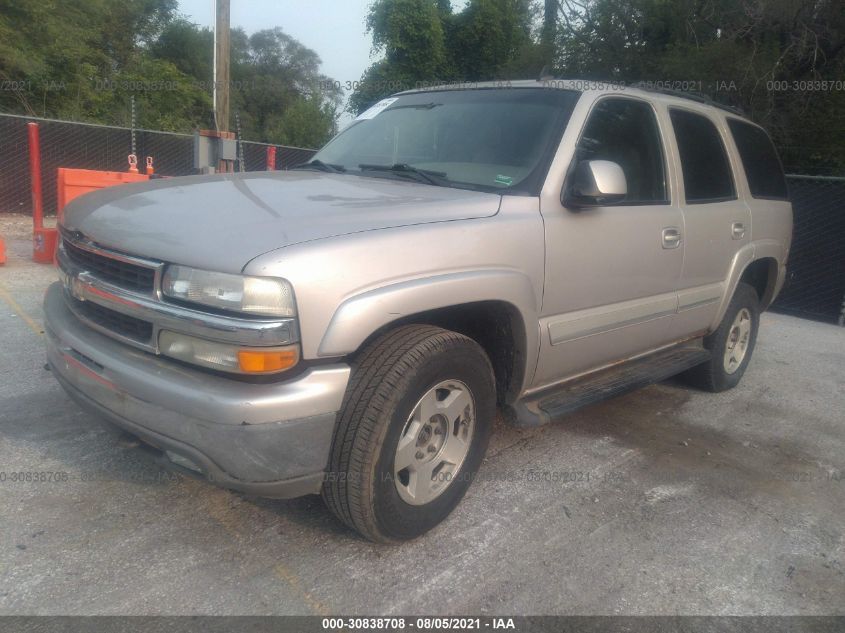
[56,229,298,354]
[72,298,153,344]
[63,239,156,292]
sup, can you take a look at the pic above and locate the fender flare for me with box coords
[318,269,541,392]
[709,240,784,330]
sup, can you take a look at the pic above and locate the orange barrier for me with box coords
[26,168,151,264]
[28,119,155,264]
[57,168,150,221]
[0,236,6,265]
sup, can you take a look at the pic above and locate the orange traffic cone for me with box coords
[0,235,6,265]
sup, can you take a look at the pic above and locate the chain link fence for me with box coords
[771,175,845,325]
[0,113,316,217]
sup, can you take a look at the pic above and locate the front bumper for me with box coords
[44,282,350,498]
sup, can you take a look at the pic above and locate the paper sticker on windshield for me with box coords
[495,174,513,186]
[356,97,399,121]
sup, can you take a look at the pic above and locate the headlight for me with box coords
[161,266,296,317]
[159,330,299,374]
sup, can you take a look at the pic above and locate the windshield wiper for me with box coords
[385,102,442,111]
[358,163,448,186]
[291,159,346,173]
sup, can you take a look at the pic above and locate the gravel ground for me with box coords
[0,213,55,240]
[0,216,844,615]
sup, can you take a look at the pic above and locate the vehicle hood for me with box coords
[60,170,502,273]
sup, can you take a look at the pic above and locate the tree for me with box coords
[0,1,340,148]
[227,27,341,145]
[0,0,181,119]
[367,0,449,77]
[349,0,538,114]
[349,0,449,114]
[151,18,213,82]
[449,0,534,80]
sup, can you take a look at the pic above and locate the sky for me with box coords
[177,0,375,91]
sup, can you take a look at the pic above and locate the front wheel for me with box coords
[683,282,760,392]
[322,325,495,543]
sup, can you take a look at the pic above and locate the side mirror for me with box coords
[562,160,627,209]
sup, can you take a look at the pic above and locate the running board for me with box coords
[506,344,711,427]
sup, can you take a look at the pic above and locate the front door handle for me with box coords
[732,222,746,240]
[662,227,681,249]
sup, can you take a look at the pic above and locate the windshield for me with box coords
[311,88,580,194]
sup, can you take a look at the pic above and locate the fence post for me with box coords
[266,146,276,171]
[28,121,58,263]
[27,122,43,231]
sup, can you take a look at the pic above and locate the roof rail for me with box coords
[630,82,746,117]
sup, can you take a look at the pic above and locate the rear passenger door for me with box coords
[668,108,751,335]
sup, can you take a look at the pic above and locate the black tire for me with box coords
[683,282,760,392]
[322,324,495,543]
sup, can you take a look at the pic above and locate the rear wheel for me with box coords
[684,282,760,392]
[322,325,495,543]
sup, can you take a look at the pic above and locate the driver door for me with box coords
[532,95,684,389]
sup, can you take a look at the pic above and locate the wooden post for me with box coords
[215,0,231,133]
[542,0,556,67]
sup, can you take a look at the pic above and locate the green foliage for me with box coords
[368,0,448,76]
[350,0,539,114]
[448,0,533,80]
[270,94,339,148]
[151,18,213,82]
[0,0,339,148]
[227,27,341,145]
[94,57,211,132]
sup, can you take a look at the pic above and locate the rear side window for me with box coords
[669,109,735,203]
[727,119,788,199]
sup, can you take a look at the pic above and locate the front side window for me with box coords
[573,98,668,204]
[670,109,736,203]
[312,89,580,195]
[727,119,788,199]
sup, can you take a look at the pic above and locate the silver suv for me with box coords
[45,81,793,542]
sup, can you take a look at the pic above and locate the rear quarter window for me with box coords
[727,119,788,200]
[669,108,736,204]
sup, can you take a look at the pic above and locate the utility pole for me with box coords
[542,0,557,68]
[197,0,235,173]
[215,0,231,133]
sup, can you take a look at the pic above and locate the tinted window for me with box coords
[574,98,667,204]
[670,109,735,203]
[727,119,788,199]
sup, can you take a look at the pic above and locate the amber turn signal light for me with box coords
[238,347,299,374]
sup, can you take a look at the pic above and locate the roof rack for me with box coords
[631,82,746,117]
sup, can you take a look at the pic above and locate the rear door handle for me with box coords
[662,227,681,249]
[732,222,746,240]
